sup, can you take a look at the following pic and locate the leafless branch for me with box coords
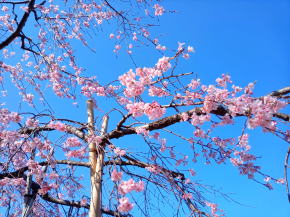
[105,155,185,180]
[0,160,90,180]
[269,86,290,97]
[0,0,36,50]
[284,146,290,203]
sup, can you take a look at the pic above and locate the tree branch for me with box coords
[269,86,290,97]
[19,124,87,141]
[273,113,290,122]
[108,85,290,140]
[284,146,290,203]
[0,160,90,180]
[40,191,131,217]
[107,106,227,140]
[0,0,36,50]
[105,156,185,180]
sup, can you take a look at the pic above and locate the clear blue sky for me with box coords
[2,0,290,216]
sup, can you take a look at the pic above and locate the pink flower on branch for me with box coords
[111,169,123,182]
[154,4,164,16]
[118,197,134,213]
[118,179,144,195]
[143,101,166,120]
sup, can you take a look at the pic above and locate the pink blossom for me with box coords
[64,137,82,147]
[48,121,66,131]
[118,197,134,212]
[238,134,249,147]
[80,198,88,206]
[182,193,193,199]
[148,86,168,97]
[109,33,114,39]
[111,169,123,182]
[65,147,86,159]
[22,93,34,104]
[132,32,138,41]
[276,178,285,184]
[190,113,210,126]
[189,169,196,176]
[156,44,167,51]
[183,53,190,59]
[49,172,59,179]
[187,46,195,53]
[135,126,149,136]
[160,138,167,152]
[154,4,164,16]
[9,112,22,123]
[25,118,39,127]
[115,44,121,50]
[143,101,166,120]
[188,79,200,89]
[114,147,126,156]
[181,112,189,121]
[155,56,171,73]
[145,165,161,174]
[126,102,145,117]
[193,129,207,138]
[152,132,160,139]
[216,74,232,87]
[1,6,9,12]
[134,181,144,192]
[118,179,144,195]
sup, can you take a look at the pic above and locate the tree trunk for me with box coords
[87,100,109,217]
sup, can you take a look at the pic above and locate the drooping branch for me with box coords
[105,155,185,180]
[40,193,89,209]
[0,0,36,50]
[284,146,290,203]
[38,184,131,217]
[0,169,129,217]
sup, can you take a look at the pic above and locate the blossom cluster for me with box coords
[127,101,166,120]
[111,177,145,213]
[119,57,171,98]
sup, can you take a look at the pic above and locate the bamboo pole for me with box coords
[87,99,108,217]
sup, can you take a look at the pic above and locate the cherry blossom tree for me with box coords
[0,0,289,217]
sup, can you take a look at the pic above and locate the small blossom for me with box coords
[154,4,164,16]
[118,197,134,212]
[111,169,123,182]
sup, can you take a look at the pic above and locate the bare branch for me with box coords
[19,124,87,140]
[0,160,90,180]
[0,1,30,4]
[284,146,290,203]
[269,86,290,97]
[40,193,131,217]
[0,0,36,50]
[273,113,290,122]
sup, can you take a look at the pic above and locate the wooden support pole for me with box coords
[22,149,35,217]
[87,99,109,217]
